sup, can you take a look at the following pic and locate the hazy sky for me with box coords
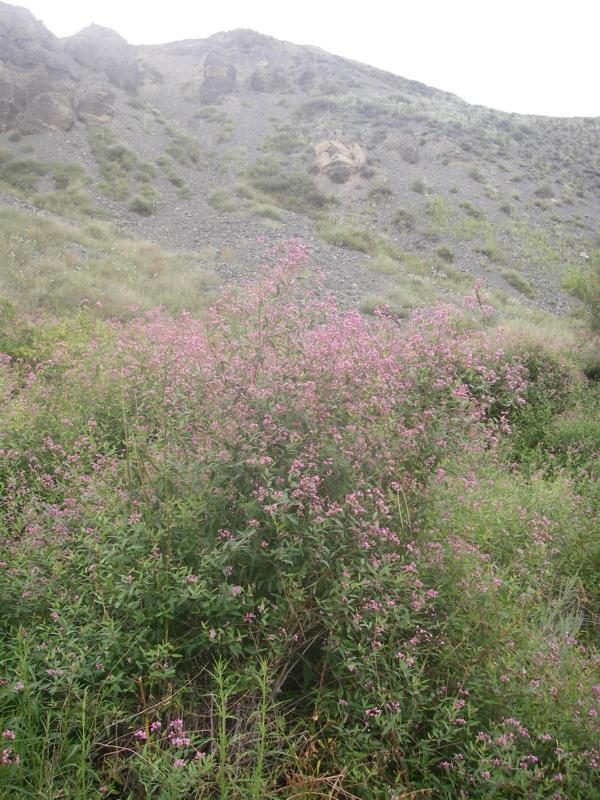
[8,0,600,117]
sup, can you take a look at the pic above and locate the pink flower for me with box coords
[133,730,147,741]
[1,748,19,765]
[231,585,242,597]
[2,731,15,740]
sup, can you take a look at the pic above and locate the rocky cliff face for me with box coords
[0,2,138,133]
[63,24,141,92]
[0,2,74,133]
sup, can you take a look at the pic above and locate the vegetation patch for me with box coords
[0,206,216,318]
[244,156,332,216]
[0,153,95,218]
[0,243,598,798]
[502,268,535,297]
[317,218,404,260]
[209,188,237,212]
[88,127,158,205]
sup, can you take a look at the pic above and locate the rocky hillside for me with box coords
[2,0,600,316]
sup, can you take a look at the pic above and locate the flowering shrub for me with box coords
[0,241,598,798]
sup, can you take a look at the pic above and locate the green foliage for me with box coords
[563,252,600,332]
[209,188,237,212]
[459,199,484,218]
[165,125,204,167]
[436,245,455,263]
[0,244,598,798]
[502,268,535,297]
[156,155,188,193]
[475,240,502,261]
[410,177,429,194]
[88,127,157,201]
[468,165,484,182]
[534,182,555,199]
[128,192,156,216]
[367,181,394,201]
[0,153,95,219]
[245,157,332,216]
[0,206,216,317]
[391,207,415,231]
[0,158,49,192]
[296,97,340,118]
[368,253,402,275]
[317,218,404,260]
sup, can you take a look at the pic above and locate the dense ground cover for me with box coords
[0,242,598,799]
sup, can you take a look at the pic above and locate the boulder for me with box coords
[314,138,367,183]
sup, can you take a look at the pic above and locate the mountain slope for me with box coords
[1,1,599,316]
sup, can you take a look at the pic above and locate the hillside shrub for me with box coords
[0,242,597,798]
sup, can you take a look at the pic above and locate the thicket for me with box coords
[0,242,598,799]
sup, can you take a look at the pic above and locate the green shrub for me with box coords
[410,177,429,194]
[245,157,332,216]
[209,188,237,212]
[468,165,484,182]
[436,245,455,263]
[475,240,501,261]
[563,254,600,332]
[459,200,484,218]
[391,207,415,231]
[367,181,393,201]
[502,269,534,297]
[317,219,403,260]
[534,182,555,199]
[128,193,155,216]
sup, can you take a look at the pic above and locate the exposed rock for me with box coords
[75,80,115,123]
[0,65,17,131]
[0,1,62,71]
[249,64,290,93]
[199,51,236,102]
[63,24,141,92]
[15,90,75,133]
[0,1,75,132]
[314,138,367,183]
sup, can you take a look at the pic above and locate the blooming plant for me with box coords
[0,241,598,798]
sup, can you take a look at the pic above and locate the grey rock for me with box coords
[63,24,141,92]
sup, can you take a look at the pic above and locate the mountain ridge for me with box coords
[1,0,599,317]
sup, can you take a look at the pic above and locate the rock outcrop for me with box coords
[63,24,141,92]
[249,63,290,93]
[75,80,115,124]
[314,138,367,183]
[0,1,75,133]
[200,51,236,102]
[15,90,75,133]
